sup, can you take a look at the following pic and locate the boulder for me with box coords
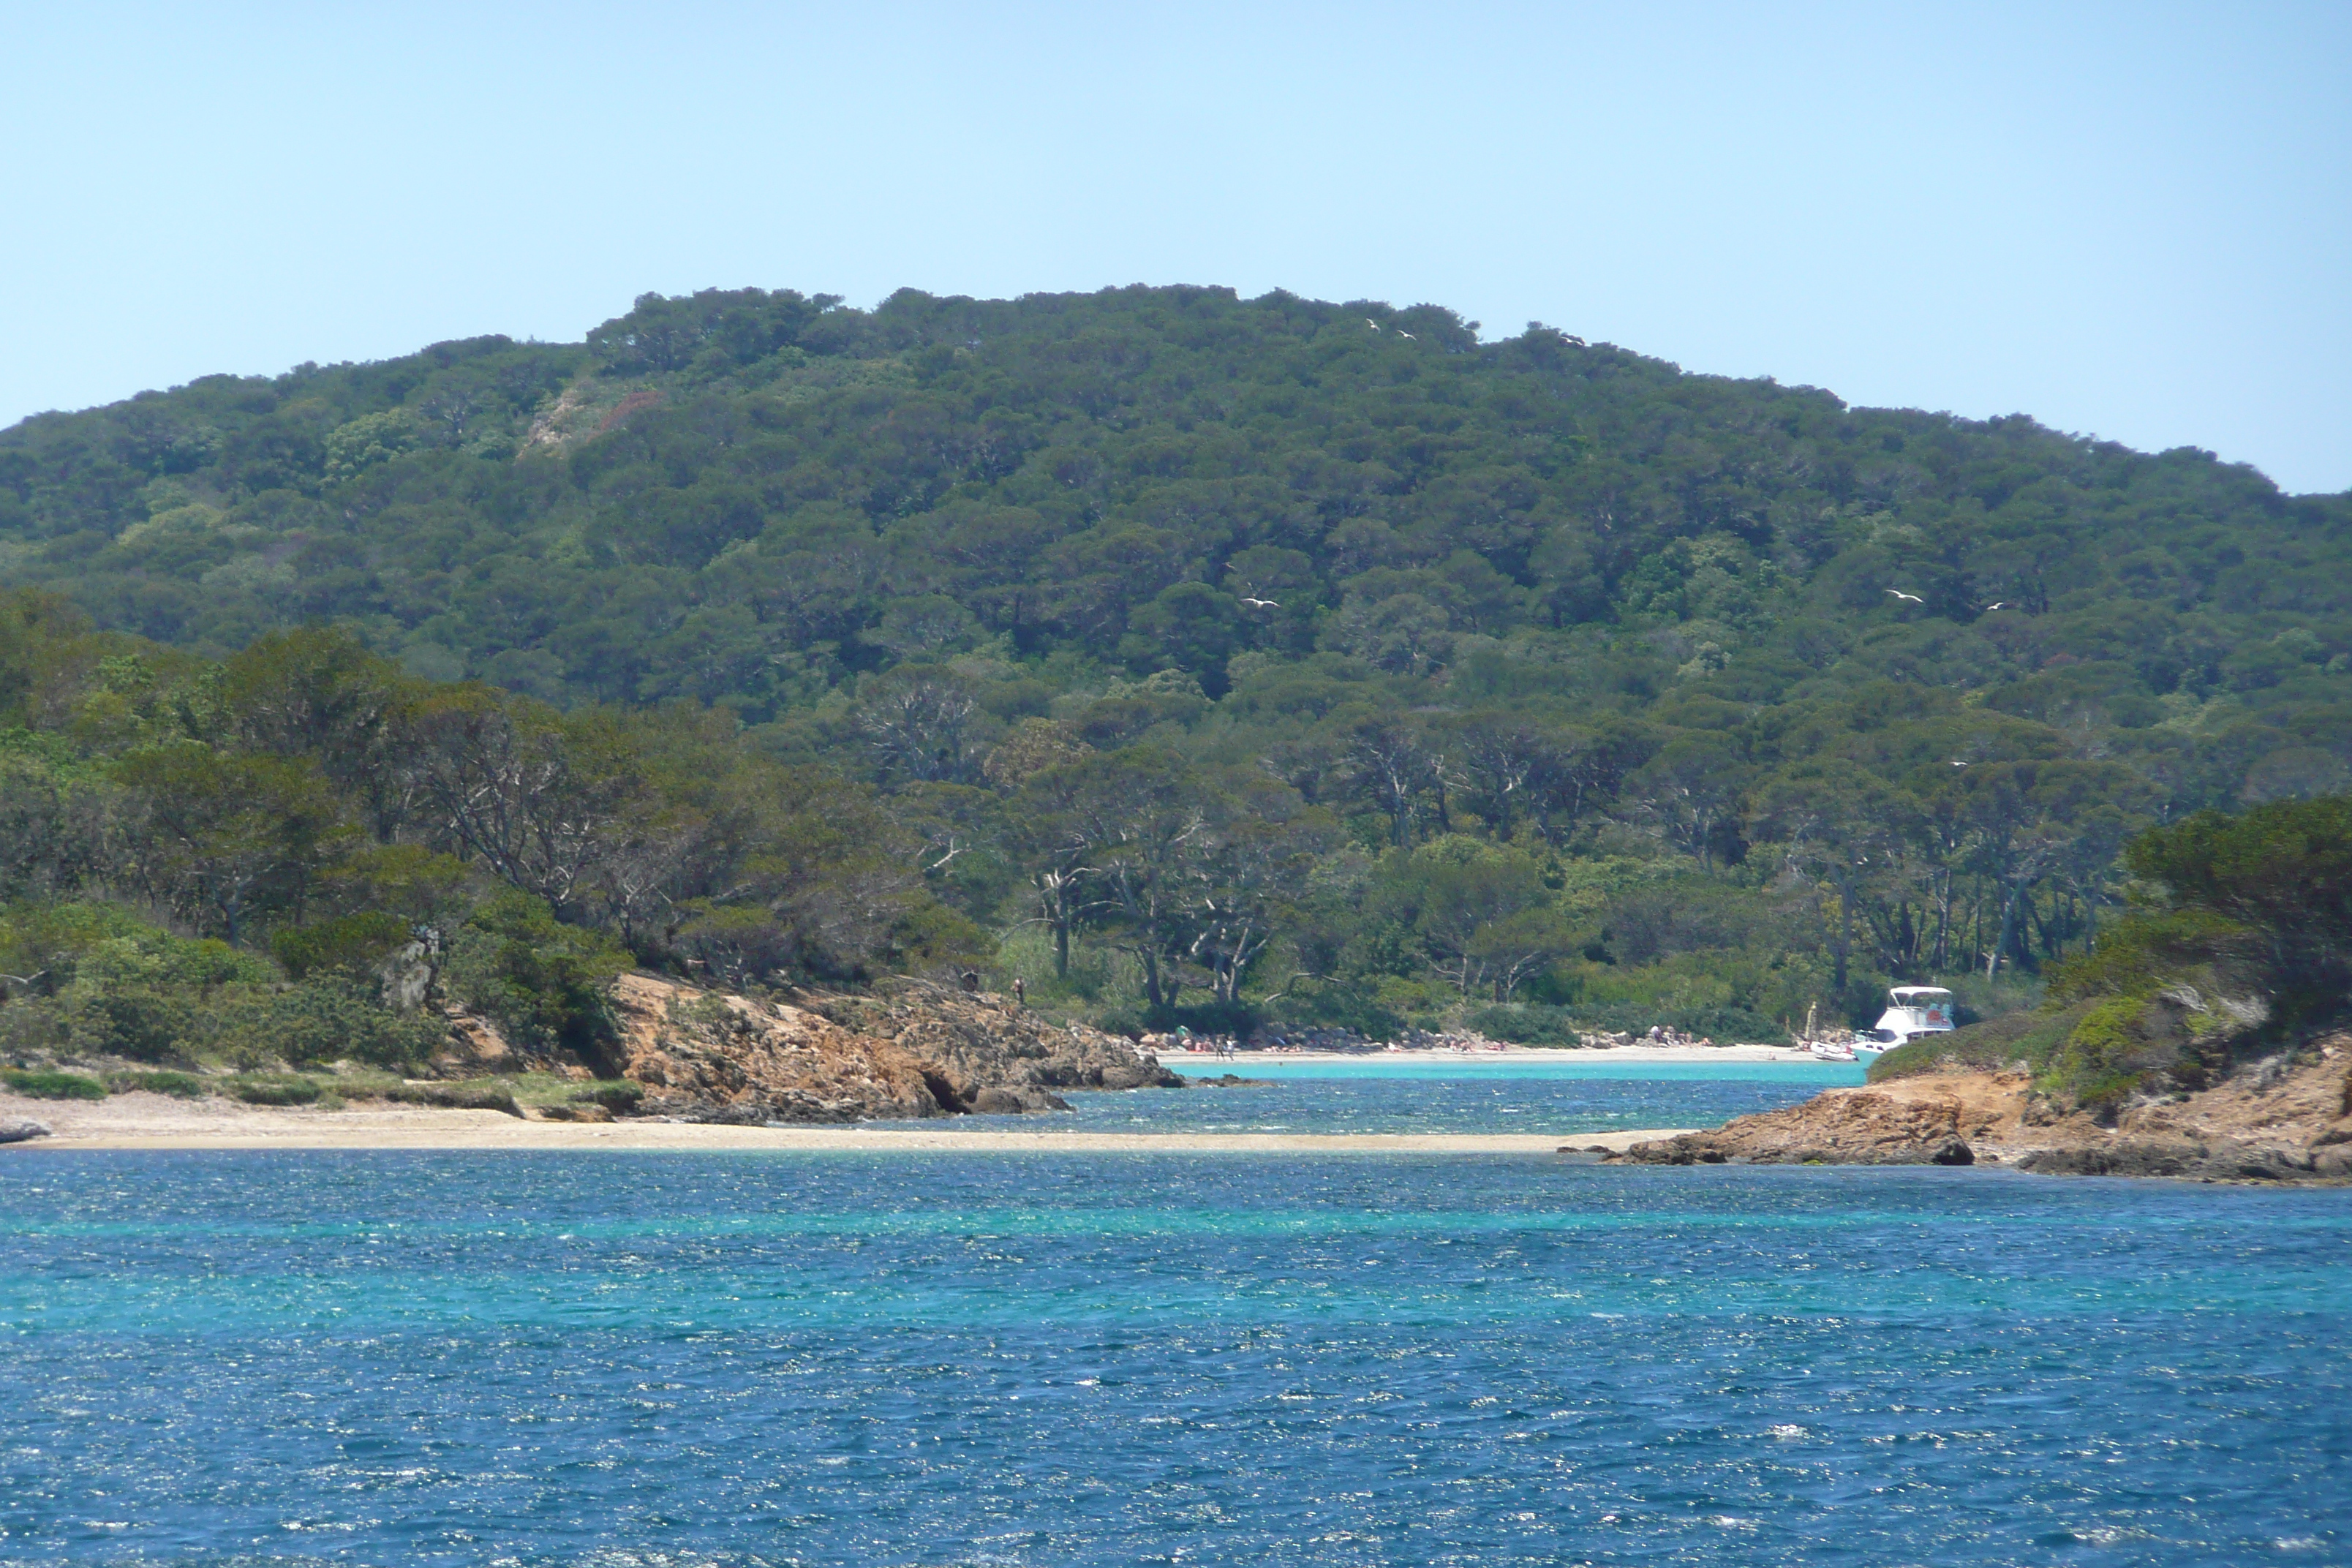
[0,1117,53,1145]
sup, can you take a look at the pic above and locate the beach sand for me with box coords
[2,1090,1687,1154]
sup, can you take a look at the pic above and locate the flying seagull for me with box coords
[1981,601,2009,611]
[1885,589,1924,603]
[1397,330,1416,340]
[1561,333,1587,347]
[1241,596,1281,608]
[1365,318,1382,331]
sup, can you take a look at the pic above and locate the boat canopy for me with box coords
[1890,987,1953,1000]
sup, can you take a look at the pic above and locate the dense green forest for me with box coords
[2,284,2348,1053]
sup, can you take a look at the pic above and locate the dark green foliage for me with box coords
[0,1067,107,1099]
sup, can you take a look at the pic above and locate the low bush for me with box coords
[1,1067,108,1100]
[103,1069,209,1097]
[383,1081,522,1117]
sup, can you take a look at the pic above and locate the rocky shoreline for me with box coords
[1597,1033,2352,1182]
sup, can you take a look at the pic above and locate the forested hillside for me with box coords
[2,284,2348,1044]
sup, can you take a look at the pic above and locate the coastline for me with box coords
[0,1092,1688,1154]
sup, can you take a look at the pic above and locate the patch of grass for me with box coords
[1,1067,109,1100]
[103,1069,210,1098]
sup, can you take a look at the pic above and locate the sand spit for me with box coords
[0,1090,1684,1155]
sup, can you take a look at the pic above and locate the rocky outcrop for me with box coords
[1608,1033,2352,1181]
[606,975,952,1123]
[803,982,1184,1101]
[0,1117,52,1145]
[599,974,1179,1124]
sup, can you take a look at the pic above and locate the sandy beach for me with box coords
[1,1090,1687,1154]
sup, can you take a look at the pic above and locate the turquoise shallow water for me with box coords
[908,1056,1863,1135]
[3,1145,2348,1567]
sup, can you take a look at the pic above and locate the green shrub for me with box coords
[1,1067,108,1100]
[103,1069,208,1097]
[61,986,198,1063]
[227,1074,323,1106]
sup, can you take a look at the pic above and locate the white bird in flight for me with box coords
[1365,318,1382,331]
[1241,596,1281,608]
[1397,330,1417,340]
[1885,589,1924,603]
[1982,601,2009,611]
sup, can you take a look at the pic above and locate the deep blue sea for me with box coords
[4,1065,2349,1567]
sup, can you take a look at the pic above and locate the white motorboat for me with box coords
[1852,986,1957,1062]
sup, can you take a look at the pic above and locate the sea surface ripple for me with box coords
[3,1145,2348,1565]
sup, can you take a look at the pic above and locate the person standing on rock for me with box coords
[1013,977,1025,1008]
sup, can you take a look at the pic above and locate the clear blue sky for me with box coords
[5,1,2346,492]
